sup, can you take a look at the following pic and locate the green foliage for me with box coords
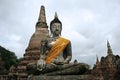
[0,46,18,71]
[93,64,96,69]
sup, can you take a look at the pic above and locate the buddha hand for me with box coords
[37,59,46,71]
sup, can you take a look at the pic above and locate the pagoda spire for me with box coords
[96,55,100,68]
[36,5,48,28]
[107,40,113,55]
[96,55,99,64]
[38,5,46,23]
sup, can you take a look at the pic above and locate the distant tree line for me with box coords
[0,45,18,75]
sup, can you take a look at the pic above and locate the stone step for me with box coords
[27,75,90,80]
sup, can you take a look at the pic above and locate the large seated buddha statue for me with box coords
[27,13,89,75]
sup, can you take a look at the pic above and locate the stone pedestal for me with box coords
[27,75,90,80]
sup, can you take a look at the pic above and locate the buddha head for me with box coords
[50,12,62,36]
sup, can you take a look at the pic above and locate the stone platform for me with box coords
[28,75,90,80]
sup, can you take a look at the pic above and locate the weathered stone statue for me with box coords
[27,13,89,75]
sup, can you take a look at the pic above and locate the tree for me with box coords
[0,46,18,74]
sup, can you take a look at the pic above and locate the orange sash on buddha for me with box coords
[45,37,70,64]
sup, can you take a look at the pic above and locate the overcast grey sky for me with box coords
[0,0,120,67]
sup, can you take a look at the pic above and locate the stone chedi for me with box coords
[17,5,49,75]
[91,56,104,80]
[91,40,120,80]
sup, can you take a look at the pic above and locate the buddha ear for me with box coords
[50,30,53,36]
[60,27,62,36]
[60,31,61,36]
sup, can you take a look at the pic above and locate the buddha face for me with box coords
[51,23,62,36]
